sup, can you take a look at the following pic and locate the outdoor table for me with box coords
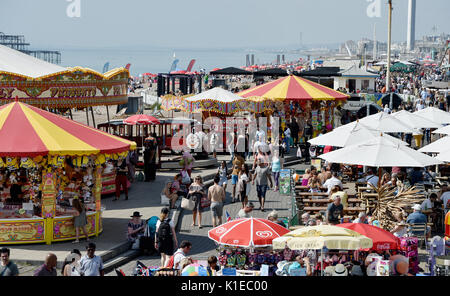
[296,192,329,197]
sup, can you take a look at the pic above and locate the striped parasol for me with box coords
[238,74,349,101]
[0,101,136,157]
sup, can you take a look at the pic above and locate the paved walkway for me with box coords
[106,162,307,275]
[11,151,302,275]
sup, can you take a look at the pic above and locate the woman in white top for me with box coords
[390,212,408,238]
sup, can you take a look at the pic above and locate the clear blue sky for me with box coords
[1,0,449,49]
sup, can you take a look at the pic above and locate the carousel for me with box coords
[238,74,349,137]
[0,44,129,112]
[0,101,136,245]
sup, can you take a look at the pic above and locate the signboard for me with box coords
[279,169,292,196]
[41,173,56,218]
[311,110,319,138]
[95,167,102,211]
[52,214,96,241]
[311,159,322,171]
[0,220,45,243]
[222,268,237,276]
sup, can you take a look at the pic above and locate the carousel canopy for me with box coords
[162,87,272,114]
[0,101,136,157]
[209,67,252,75]
[253,68,289,76]
[238,75,349,101]
[0,44,66,79]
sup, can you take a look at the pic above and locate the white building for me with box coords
[334,65,379,93]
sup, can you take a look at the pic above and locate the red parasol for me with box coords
[337,223,400,251]
[123,114,160,125]
[208,217,290,248]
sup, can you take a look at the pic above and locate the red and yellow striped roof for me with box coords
[238,75,349,101]
[0,102,136,157]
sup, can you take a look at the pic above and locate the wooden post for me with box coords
[86,108,90,126]
[90,107,96,128]
[106,105,111,133]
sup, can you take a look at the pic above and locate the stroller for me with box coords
[427,236,446,276]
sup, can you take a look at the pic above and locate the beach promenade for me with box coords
[11,152,304,275]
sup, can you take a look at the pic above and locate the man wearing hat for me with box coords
[79,243,104,276]
[406,204,430,237]
[127,211,145,243]
[332,263,348,276]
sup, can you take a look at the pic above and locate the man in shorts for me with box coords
[252,159,273,212]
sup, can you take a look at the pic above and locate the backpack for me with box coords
[157,219,172,243]
[165,250,184,269]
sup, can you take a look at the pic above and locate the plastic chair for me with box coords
[408,223,428,250]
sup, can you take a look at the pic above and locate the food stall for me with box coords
[208,217,290,276]
[0,101,136,245]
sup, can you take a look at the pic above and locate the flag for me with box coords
[226,210,232,222]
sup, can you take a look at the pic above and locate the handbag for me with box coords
[200,196,211,208]
[160,194,170,206]
[181,197,195,211]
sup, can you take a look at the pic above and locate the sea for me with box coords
[58,47,306,77]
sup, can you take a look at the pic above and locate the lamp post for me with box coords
[386,0,393,94]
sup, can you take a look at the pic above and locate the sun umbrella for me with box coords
[359,112,418,134]
[123,114,160,125]
[0,101,136,156]
[208,217,290,248]
[238,75,349,101]
[436,148,450,162]
[308,121,408,147]
[432,124,450,135]
[391,110,442,129]
[319,135,442,167]
[272,225,373,250]
[418,136,450,153]
[181,264,210,276]
[414,107,450,125]
[336,223,400,251]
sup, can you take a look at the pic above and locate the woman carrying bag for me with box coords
[188,176,206,228]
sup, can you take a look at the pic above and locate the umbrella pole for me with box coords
[321,248,324,276]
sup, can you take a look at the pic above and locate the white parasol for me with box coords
[418,136,450,153]
[432,124,450,135]
[359,112,419,134]
[308,121,408,147]
[413,107,450,125]
[319,134,442,168]
[391,110,442,129]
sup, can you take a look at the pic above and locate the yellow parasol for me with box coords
[272,225,373,250]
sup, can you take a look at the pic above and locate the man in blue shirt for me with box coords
[406,204,430,237]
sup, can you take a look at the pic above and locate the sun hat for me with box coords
[323,266,335,276]
[131,211,143,218]
[412,204,422,211]
[332,263,348,276]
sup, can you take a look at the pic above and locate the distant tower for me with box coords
[407,0,416,51]
[373,23,377,60]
